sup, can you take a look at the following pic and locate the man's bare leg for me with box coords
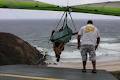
[55,53,61,62]
[92,60,96,73]
[82,61,87,72]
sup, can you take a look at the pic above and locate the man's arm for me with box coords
[77,35,81,49]
[77,27,83,49]
[95,37,100,50]
[72,32,78,35]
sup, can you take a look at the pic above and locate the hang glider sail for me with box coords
[50,7,77,43]
[50,24,73,43]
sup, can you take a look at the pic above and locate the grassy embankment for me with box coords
[0,0,63,11]
[111,71,120,80]
[0,0,120,16]
[72,2,120,16]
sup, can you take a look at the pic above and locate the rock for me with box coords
[0,32,45,65]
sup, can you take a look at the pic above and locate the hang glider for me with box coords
[0,0,120,16]
[50,7,77,43]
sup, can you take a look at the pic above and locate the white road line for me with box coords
[0,73,64,80]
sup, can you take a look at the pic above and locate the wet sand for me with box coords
[47,60,120,71]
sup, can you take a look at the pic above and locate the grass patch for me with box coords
[72,6,120,16]
[0,0,63,10]
[111,71,120,80]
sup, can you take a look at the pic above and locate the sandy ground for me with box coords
[47,60,120,71]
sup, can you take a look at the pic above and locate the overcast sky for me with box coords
[35,0,120,6]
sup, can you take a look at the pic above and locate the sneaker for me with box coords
[54,61,58,65]
[82,69,86,73]
[54,62,57,65]
[92,69,97,73]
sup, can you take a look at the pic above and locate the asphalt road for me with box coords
[0,65,118,80]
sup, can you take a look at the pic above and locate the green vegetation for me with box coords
[111,71,120,80]
[0,0,120,16]
[0,0,63,11]
[72,5,120,16]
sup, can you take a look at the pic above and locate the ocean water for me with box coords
[0,19,120,62]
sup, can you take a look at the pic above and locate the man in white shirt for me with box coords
[77,20,100,73]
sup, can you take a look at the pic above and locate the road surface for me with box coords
[0,65,118,80]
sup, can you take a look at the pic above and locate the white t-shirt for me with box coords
[78,24,100,46]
